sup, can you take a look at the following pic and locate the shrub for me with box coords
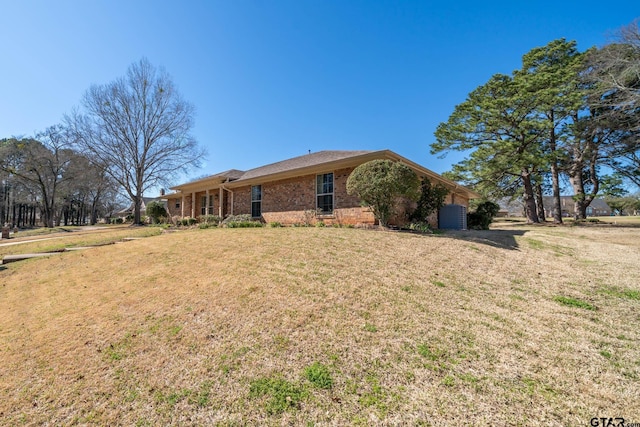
[268,222,283,228]
[180,217,197,226]
[221,214,252,225]
[467,201,500,230]
[315,221,326,227]
[198,222,216,229]
[198,214,222,225]
[346,159,420,227]
[406,222,432,233]
[146,201,168,224]
[410,178,449,223]
[222,214,263,228]
[226,221,263,228]
[111,217,124,224]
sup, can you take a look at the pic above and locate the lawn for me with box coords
[1,224,639,425]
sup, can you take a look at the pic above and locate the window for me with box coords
[316,173,334,214]
[175,202,180,209]
[251,185,262,217]
[201,196,207,215]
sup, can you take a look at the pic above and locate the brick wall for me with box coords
[165,195,193,218]
[167,169,471,228]
[230,167,375,225]
[388,191,470,228]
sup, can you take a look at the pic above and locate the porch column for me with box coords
[219,187,223,217]
[191,192,196,218]
[181,194,185,217]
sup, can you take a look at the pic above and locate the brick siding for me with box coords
[165,167,470,228]
[231,167,375,225]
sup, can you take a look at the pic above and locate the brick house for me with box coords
[163,150,479,227]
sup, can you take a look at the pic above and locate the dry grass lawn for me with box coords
[1,223,639,425]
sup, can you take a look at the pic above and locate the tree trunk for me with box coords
[134,193,142,225]
[522,169,540,223]
[535,183,546,222]
[549,111,563,224]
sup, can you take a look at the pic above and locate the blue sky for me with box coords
[1,1,638,188]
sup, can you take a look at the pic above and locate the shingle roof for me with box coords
[167,149,480,200]
[588,198,611,210]
[179,169,246,186]
[233,150,375,182]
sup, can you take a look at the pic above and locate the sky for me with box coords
[1,1,638,189]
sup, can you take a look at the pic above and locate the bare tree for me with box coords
[58,154,119,225]
[67,58,204,224]
[585,20,640,187]
[0,127,75,227]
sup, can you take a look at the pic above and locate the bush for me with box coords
[222,214,263,228]
[180,217,197,226]
[410,178,449,222]
[406,222,433,233]
[467,201,500,230]
[226,221,263,228]
[110,217,124,224]
[346,159,420,227]
[268,222,283,228]
[198,214,222,225]
[146,201,168,224]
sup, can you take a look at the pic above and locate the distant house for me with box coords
[543,196,611,218]
[115,197,167,219]
[497,198,525,217]
[162,150,479,228]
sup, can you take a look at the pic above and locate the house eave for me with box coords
[165,149,480,200]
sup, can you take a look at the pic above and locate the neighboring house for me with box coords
[162,150,479,228]
[543,196,612,218]
[115,197,167,218]
[497,198,525,217]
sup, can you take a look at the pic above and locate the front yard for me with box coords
[1,224,638,425]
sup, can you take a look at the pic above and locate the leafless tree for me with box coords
[585,20,640,187]
[0,127,75,227]
[58,154,119,225]
[67,58,204,224]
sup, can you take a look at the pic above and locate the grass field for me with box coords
[1,223,639,425]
